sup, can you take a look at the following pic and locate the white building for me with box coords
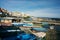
[11,11,22,17]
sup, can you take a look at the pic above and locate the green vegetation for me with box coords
[24,16,31,21]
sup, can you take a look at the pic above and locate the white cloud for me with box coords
[24,8,60,18]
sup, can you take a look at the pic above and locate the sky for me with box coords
[0,0,60,18]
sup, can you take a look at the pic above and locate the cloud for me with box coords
[0,0,60,18]
[24,8,60,18]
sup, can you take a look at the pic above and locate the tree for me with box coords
[24,16,31,21]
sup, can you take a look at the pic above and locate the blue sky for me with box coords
[0,0,60,18]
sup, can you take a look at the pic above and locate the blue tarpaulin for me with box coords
[2,33,36,40]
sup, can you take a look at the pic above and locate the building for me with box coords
[0,8,11,17]
[0,17,22,26]
[11,11,22,17]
